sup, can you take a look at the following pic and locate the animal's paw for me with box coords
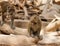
[11,26,15,30]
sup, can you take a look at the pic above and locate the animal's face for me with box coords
[30,15,41,31]
[0,1,14,11]
[31,15,39,24]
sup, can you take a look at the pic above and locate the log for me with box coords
[0,35,37,46]
[38,34,60,46]
[39,29,60,46]
[44,20,60,32]
[0,23,29,36]
[0,24,14,34]
[40,19,60,36]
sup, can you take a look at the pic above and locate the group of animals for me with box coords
[0,0,42,39]
[1,0,59,39]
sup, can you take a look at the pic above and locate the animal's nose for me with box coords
[33,22,37,24]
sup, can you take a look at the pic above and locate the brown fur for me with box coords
[0,1,15,29]
[28,15,41,39]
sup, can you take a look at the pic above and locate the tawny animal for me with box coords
[28,15,41,39]
[0,1,15,29]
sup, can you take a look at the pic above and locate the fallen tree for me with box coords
[0,35,38,46]
[44,20,60,32]
[40,19,60,36]
[0,23,29,36]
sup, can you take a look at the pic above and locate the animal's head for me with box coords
[30,15,40,25]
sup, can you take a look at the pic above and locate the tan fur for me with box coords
[0,1,15,29]
[28,15,42,38]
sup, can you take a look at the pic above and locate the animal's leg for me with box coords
[37,30,40,39]
[37,30,42,40]
[29,28,34,37]
[30,31,34,37]
[1,13,5,26]
[10,13,15,29]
